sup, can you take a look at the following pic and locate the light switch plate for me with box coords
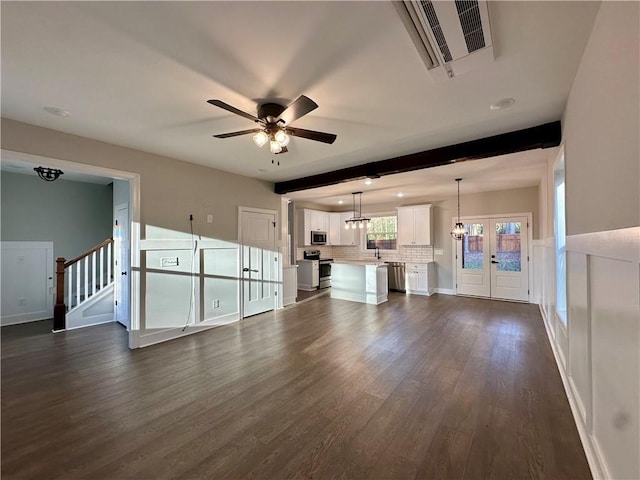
[434,249,444,255]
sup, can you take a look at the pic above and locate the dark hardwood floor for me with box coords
[1,294,591,479]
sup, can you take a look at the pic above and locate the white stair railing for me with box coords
[54,238,114,330]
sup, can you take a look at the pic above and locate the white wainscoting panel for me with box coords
[537,227,640,479]
[137,234,243,348]
[567,251,591,427]
[589,255,639,480]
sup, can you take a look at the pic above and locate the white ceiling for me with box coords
[1,1,599,200]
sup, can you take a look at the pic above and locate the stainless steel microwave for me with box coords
[311,231,327,245]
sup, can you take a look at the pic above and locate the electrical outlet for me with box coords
[212,299,220,309]
[161,257,179,267]
[16,255,25,264]
[189,213,193,221]
[18,298,27,306]
[207,214,213,223]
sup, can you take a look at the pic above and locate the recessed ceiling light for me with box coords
[43,106,72,117]
[337,200,344,204]
[258,168,268,173]
[364,179,373,185]
[490,98,515,111]
[397,192,404,197]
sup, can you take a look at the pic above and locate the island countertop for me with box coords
[330,260,388,267]
[330,261,388,305]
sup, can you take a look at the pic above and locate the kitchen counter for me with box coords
[330,260,387,267]
[330,261,388,305]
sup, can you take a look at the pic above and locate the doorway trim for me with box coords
[452,212,533,302]
[2,149,141,348]
[238,206,280,318]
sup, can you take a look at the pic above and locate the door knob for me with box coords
[121,271,127,275]
[243,268,259,272]
[491,261,499,264]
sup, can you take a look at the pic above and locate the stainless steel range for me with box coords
[303,250,333,289]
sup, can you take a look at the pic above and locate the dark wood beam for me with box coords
[274,121,561,194]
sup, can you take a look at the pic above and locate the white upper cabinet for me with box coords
[297,208,361,246]
[298,209,329,246]
[396,204,433,246]
[327,213,342,246]
[308,210,329,232]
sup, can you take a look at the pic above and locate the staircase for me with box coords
[54,238,115,331]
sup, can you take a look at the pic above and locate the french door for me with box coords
[455,215,529,301]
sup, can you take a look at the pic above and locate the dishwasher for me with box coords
[386,262,406,292]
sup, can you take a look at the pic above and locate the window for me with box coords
[365,215,397,250]
[554,154,567,325]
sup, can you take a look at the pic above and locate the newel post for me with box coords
[53,257,66,331]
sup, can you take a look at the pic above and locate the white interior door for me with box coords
[456,216,529,302]
[456,221,491,297]
[240,208,277,318]
[1,242,54,325]
[114,203,130,329]
[489,217,529,301]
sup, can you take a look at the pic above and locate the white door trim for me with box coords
[2,149,141,348]
[238,206,280,318]
[114,202,130,330]
[452,212,533,302]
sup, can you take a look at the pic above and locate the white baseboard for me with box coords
[538,305,608,480]
[1,314,52,326]
[137,312,240,348]
[65,316,115,331]
[434,288,455,295]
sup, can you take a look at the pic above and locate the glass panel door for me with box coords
[456,221,490,297]
[490,218,528,301]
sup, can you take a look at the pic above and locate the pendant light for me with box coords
[344,192,371,229]
[450,178,467,240]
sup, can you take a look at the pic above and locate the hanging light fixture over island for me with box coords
[344,191,371,229]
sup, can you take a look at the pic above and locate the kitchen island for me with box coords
[330,261,388,305]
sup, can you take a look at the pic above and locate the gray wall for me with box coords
[1,171,113,259]
[562,2,639,235]
[1,119,282,242]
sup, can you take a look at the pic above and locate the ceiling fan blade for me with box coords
[276,95,318,125]
[286,126,337,144]
[274,146,288,155]
[207,99,259,122]
[213,128,263,139]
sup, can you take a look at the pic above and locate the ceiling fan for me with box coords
[207,95,337,154]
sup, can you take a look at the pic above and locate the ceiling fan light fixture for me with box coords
[274,130,289,147]
[252,131,268,147]
[269,140,282,154]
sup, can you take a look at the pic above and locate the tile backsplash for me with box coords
[297,245,434,263]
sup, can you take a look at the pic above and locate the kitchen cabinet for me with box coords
[340,211,360,245]
[406,262,435,296]
[283,265,298,306]
[297,259,319,291]
[297,208,360,246]
[327,213,342,246]
[397,204,432,246]
[297,209,329,246]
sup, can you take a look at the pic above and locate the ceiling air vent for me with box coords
[394,0,494,81]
